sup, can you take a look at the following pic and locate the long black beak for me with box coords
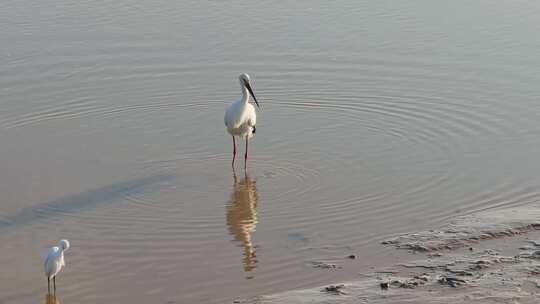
[244,80,260,109]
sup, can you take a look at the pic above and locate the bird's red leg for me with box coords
[232,136,236,167]
[244,137,249,170]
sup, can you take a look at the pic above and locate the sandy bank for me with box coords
[238,204,540,303]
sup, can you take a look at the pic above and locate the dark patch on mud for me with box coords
[309,261,341,269]
[322,284,346,295]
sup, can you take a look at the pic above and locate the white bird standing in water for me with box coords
[224,73,260,169]
[44,239,70,294]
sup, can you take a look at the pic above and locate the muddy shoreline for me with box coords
[238,204,540,303]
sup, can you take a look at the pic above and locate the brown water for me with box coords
[2,1,540,303]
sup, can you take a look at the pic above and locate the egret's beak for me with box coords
[244,80,260,109]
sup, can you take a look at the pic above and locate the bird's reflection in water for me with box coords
[45,293,59,304]
[226,172,259,273]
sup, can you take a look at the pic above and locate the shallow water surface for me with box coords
[2,1,540,303]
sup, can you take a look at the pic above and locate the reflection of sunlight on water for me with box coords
[226,173,259,273]
[46,293,59,304]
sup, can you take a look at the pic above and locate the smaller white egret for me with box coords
[224,73,260,169]
[44,239,70,294]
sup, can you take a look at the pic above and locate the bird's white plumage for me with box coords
[224,73,258,139]
[44,247,63,279]
[44,239,69,279]
[225,100,257,138]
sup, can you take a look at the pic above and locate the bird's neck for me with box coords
[241,87,250,104]
[59,250,65,264]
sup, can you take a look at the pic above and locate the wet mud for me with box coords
[238,204,540,304]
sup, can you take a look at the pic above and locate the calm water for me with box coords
[2,1,540,303]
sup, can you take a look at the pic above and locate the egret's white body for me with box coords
[44,239,70,294]
[225,74,260,168]
[224,99,257,139]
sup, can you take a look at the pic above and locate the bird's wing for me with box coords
[225,102,238,127]
[44,247,60,275]
[44,247,59,263]
[225,100,247,129]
